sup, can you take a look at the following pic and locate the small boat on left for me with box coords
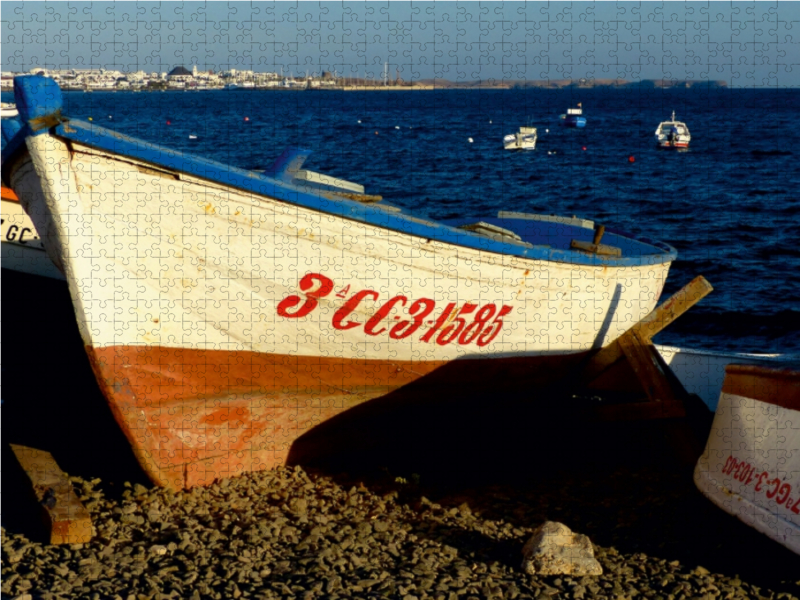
[1,104,63,279]
[1,184,64,280]
[503,126,537,150]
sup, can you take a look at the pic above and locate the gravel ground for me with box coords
[3,421,799,600]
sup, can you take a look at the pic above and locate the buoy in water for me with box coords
[88,117,93,121]
[244,117,250,122]
[166,120,171,125]
[582,146,586,151]
[375,131,379,135]
[468,137,473,143]
[395,126,400,129]
[189,135,198,140]
[628,155,635,163]
[546,129,549,133]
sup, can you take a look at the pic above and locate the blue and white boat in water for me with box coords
[561,103,586,128]
[2,76,679,489]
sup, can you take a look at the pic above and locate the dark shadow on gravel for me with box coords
[290,385,800,593]
[2,269,150,527]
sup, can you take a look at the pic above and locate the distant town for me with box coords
[0,65,727,92]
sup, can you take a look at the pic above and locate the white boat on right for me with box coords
[503,126,537,150]
[655,344,797,410]
[655,111,691,149]
[693,364,800,555]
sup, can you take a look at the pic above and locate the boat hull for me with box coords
[562,116,586,128]
[656,139,689,149]
[503,135,537,150]
[694,365,800,554]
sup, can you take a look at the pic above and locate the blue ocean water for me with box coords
[4,87,799,354]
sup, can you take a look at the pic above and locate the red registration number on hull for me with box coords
[277,273,513,348]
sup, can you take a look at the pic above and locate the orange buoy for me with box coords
[582,146,586,151]
[628,155,635,163]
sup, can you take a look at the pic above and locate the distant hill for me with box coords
[409,78,727,90]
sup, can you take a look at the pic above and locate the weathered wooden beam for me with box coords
[9,444,92,544]
[570,239,622,257]
[618,331,682,405]
[582,276,713,383]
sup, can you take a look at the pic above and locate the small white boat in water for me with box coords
[694,364,800,554]
[655,111,691,149]
[1,102,18,118]
[503,126,537,150]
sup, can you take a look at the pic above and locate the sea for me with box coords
[3,86,799,355]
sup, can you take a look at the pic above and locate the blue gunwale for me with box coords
[4,75,676,268]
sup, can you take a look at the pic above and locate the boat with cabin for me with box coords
[561,104,586,128]
[694,364,800,554]
[3,76,678,490]
[655,111,691,149]
[503,126,537,150]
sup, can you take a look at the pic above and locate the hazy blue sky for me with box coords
[2,2,799,86]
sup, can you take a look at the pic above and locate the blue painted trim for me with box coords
[10,76,676,268]
[1,119,31,169]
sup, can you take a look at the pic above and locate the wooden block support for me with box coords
[9,444,92,544]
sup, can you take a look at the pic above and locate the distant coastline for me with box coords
[0,76,727,93]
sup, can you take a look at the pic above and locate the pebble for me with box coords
[2,463,798,600]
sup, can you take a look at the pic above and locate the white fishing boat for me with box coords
[503,126,537,150]
[655,111,691,149]
[694,364,800,555]
[3,76,678,490]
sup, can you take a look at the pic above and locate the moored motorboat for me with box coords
[694,365,800,554]
[561,104,586,128]
[503,126,537,150]
[3,76,678,490]
[655,111,691,148]
[1,102,19,118]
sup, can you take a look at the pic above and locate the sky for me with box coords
[2,1,799,87]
